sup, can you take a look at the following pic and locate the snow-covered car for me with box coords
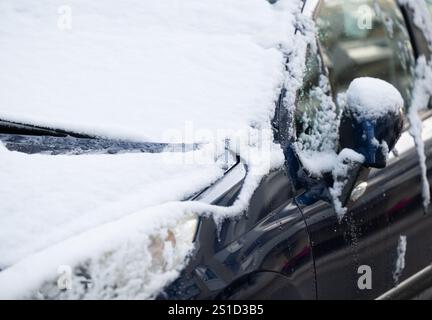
[1,0,432,300]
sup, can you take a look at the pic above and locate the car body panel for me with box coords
[295,0,432,299]
[299,115,432,299]
[159,167,316,299]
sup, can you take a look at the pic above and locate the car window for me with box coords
[426,0,432,110]
[296,47,339,154]
[296,0,416,155]
[296,48,321,137]
[316,0,415,106]
[426,0,432,16]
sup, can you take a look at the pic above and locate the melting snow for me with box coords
[407,57,432,210]
[329,149,365,220]
[393,235,407,285]
[398,0,432,48]
[398,1,432,210]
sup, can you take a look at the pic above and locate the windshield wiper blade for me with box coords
[0,134,199,155]
[0,119,94,138]
[0,120,199,155]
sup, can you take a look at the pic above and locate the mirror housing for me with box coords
[339,77,404,168]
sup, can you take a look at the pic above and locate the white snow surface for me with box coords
[0,202,200,299]
[393,235,407,285]
[407,56,432,210]
[346,77,404,120]
[0,0,297,143]
[295,73,340,177]
[398,0,432,49]
[0,145,223,268]
[0,0,303,299]
[329,148,365,220]
[0,142,286,299]
[297,150,338,178]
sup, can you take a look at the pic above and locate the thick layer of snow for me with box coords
[0,0,302,299]
[0,202,199,299]
[0,143,286,299]
[0,144,223,269]
[329,149,365,220]
[0,0,295,143]
[297,150,338,177]
[346,77,404,120]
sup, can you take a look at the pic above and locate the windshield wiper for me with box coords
[0,120,198,155]
[0,119,92,138]
[0,134,199,155]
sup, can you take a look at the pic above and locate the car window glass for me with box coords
[295,0,417,157]
[316,0,415,109]
[296,47,321,137]
[422,0,432,110]
[426,0,432,16]
[296,47,339,154]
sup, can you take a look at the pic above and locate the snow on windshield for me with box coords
[0,0,304,299]
[1,0,293,143]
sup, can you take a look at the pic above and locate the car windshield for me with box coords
[0,1,289,144]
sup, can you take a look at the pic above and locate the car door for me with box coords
[380,0,432,298]
[295,0,432,299]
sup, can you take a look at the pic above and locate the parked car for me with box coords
[1,0,431,300]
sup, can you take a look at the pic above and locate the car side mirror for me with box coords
[294,78,405,215]
[339,77,404,168]
[329,78,405,219]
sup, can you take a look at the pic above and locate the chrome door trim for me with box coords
[377,264,432,300]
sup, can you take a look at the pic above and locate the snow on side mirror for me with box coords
[339,77,404,168]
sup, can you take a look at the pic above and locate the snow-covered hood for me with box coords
[0,0,301,299]
[0,143,225,269]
